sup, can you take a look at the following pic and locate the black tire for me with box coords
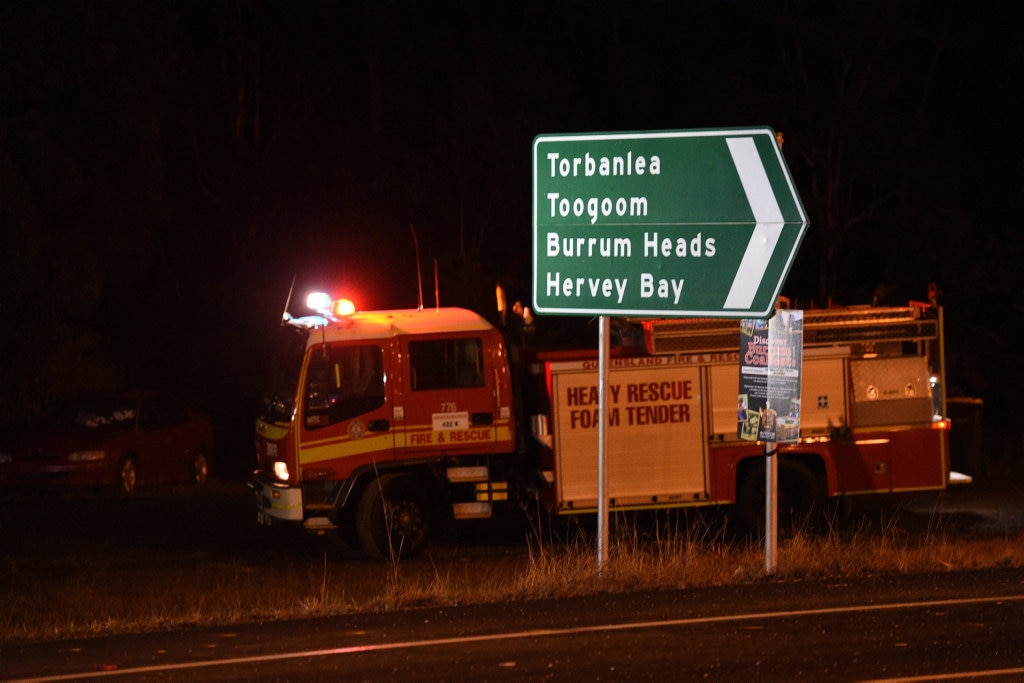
[356,473,432,560]
[118,455,137,494]
[191,449,210,484]
[736,459,821,535]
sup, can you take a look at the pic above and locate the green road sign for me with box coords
[532,127,808,318]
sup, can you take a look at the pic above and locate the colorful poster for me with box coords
[738,310,803,443]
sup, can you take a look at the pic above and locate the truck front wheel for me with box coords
[356,473,432,560]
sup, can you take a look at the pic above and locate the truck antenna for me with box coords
[410,223,424,311]
[281,274,296,324]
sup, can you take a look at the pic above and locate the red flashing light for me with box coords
[332,298,356,317]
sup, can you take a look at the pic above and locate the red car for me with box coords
[0,392,213,493]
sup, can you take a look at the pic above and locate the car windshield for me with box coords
[259,325,310,423]
[41,398,138,429]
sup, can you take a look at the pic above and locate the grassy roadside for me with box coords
[3,505,1022,644]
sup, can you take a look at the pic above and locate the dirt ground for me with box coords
[3,473,1022,575]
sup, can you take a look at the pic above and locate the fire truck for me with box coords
[252,292,960,558]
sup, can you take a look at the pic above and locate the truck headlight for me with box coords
[273,461,290,481]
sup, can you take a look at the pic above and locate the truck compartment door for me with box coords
[297,343,395,476]
[709,356,848,439]
[549,361,707,510]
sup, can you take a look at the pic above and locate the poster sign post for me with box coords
[739,309,804,574]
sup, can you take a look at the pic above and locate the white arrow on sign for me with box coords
[723,137,786,311]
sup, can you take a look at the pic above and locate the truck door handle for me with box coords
[368,419,390,432]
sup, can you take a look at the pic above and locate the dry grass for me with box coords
[4,511,1021,644]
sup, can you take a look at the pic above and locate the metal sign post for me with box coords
[765,442,778,575]
[532,127,807,574]
[597,316,610,572]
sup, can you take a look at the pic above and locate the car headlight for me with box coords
[68,450,107,462]
[273,460,290,481]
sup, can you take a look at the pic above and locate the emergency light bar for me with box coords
[306,292,356,318]
[306,292,331,313]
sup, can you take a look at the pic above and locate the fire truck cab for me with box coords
[252,298,519,558]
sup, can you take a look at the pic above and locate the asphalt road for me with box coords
[4,568,1024,681]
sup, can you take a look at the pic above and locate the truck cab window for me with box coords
[408,338,485,390]
[261,326,310,423]
[304,345,385,429]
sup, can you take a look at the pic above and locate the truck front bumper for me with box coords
[252,472,304,523]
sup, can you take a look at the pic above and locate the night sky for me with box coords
[2,1,1021,468]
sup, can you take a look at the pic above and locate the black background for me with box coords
[2,1,1019,476]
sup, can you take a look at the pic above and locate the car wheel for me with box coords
[118,455,137,494]
[192,449,209,484]
[356,473,432,560]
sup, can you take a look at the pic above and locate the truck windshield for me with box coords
[260,325,310,423]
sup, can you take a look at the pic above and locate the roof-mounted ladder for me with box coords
[639,306,939,356]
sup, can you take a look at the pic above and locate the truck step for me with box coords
[303,516,337,532]
[447,466,489,483]
[453,502,493,519]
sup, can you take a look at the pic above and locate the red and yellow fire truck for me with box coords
[252,293,960,558]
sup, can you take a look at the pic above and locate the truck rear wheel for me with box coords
[356,473,432,560]
[736,459,821,535]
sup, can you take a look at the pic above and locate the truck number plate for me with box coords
[433,411,469,430]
